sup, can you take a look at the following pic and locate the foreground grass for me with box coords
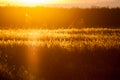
[0,28,120,80]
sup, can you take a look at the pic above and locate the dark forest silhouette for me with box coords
[0,6,120,29]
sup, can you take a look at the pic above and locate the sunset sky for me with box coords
[0,0,120,7]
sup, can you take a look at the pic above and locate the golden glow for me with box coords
[28,30,40,41]
[0,0,62,6]
[9,0,58,6]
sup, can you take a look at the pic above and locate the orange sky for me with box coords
[0,0,120,7]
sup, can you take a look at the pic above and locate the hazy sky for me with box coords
[0,0,120,7]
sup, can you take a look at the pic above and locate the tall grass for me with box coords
[0,28,120,80]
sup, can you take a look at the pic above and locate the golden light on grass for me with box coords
[27,46,39,79]
[26,30,40,79]
[28,30,40,41]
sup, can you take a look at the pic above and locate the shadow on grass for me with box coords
[0,44,120,80]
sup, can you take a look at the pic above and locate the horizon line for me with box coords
[0,3,120,8]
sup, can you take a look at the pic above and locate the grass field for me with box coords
[0,28,120,80]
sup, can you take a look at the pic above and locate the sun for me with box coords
[19,0,54,6]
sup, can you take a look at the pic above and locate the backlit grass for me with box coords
[0,28,120,80]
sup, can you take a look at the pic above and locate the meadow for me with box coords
[0,28,120,80]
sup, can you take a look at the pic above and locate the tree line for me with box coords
[0,6,120,29]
